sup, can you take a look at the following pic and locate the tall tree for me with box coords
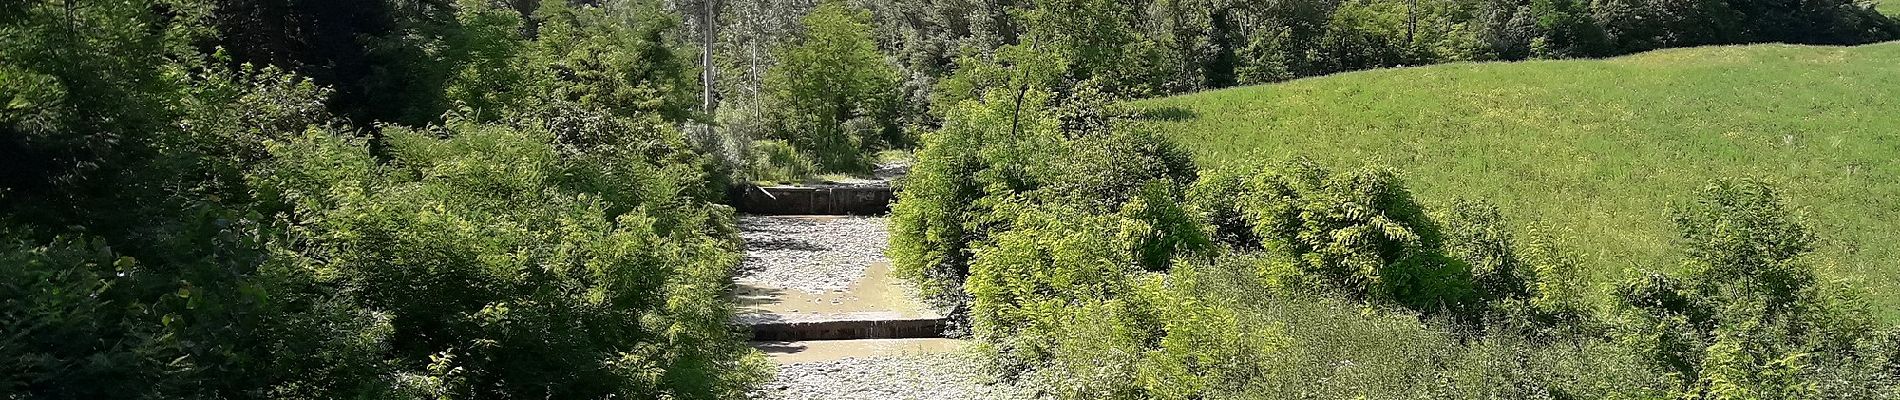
[763,0,900,172]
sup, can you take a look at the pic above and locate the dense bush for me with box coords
[1615,179,1900,397]
[252,118,764,398]
[759,1,904,173]
[744,139,820,183]
[891,48,1198,309]
[1188,161,1480,314]
[903,147,1900,398]
[892,65,1900,395]
[1,0,765,397]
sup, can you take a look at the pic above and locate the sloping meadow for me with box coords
[891,44,1900,398]
[1132,42,1900,316]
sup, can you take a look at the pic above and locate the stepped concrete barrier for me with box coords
[734,261,947,341]
[742,313,949,341]
[733,185,894,215]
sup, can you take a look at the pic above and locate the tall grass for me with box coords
[1131,42,1900,317]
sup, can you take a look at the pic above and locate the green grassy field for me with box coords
[1882,0,1899,16]
[1132,42,1900,315]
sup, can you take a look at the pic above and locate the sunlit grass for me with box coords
[1131,42,1900,317]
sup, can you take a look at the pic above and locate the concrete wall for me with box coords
[748,318,947,341]
[734,185,894,215]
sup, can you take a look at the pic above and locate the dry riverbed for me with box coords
[749,352,1039,400]
[738,215,890,293]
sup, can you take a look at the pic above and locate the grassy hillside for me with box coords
[1132,42,1900,314]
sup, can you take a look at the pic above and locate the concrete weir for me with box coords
[745,314,947,341]
[729,191,947,342]
[734,261,948,342]
[733,185,895,215]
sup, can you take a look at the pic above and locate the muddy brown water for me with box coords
[734,262,937,320]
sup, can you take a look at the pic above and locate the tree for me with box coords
[763,0,901,173]
[1618,179,1886,397]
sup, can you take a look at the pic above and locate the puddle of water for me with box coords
[735,262,937,319]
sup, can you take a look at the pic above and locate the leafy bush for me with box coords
[900,106,1900,398]
[1615,179,1894,398]
[253,118,766,398]
[745,139,819,183]
[762,1,903,173]
[973,237,1668,400]
[890,53,1068,309]
[1,0,766,397]
[890,56,1198,310]
[1189,160,1480,315]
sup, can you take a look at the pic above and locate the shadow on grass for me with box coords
[1126,105,1200,122]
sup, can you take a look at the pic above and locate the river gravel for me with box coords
[750,354,1040,400]
[739,216,891,293]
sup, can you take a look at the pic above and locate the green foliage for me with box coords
[744,139,819,183]
[902,97,1900,399]
[805,0,1898,134]
[1445,203,1600,340]
[525,1,702,124]
[891,51,1198,310]
[964,205,1150,368]
[970,236,1670,400]
[762,1,903,173]
[253,119,764,398]
[1190,161,1479,315]
[890,53,1068,308]
[1616,179,1890,398]
[1134,42,1900,315]
[1,0,764,397]
[440,0,531,119]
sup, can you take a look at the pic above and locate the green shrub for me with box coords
[890,64,1067,308]
[1189,160,1480,315]
[253,119,767,398]
[891,90,1199,310]
[964,205,1150,368]
[994,247,1667,400]
[1439,200,1598,336]
[1615,179,1895,398]
[0,0,765,397]
[935,149,1709,399]
[745,139,818,183]
[762,1,903,173]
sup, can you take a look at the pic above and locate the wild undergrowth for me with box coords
[1133,42,1900,317]
[892,42,1900,399]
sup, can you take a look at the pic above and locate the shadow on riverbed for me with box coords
[733,283,788,309]
[743,236,830,252]
[754,341,811,356]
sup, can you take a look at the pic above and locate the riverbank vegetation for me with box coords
[710,0,1897,180]
[7,0,1899,397]
[892,64,1900,400]
[889,5,1900,397]
[1133,42,1900,315]
[3,1,762,397]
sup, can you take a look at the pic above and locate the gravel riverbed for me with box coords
[750,354,1039,400]
[738,216,891,293]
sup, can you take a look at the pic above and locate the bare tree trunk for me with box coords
[1407,0,1418,45]
[703,0,718,115]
